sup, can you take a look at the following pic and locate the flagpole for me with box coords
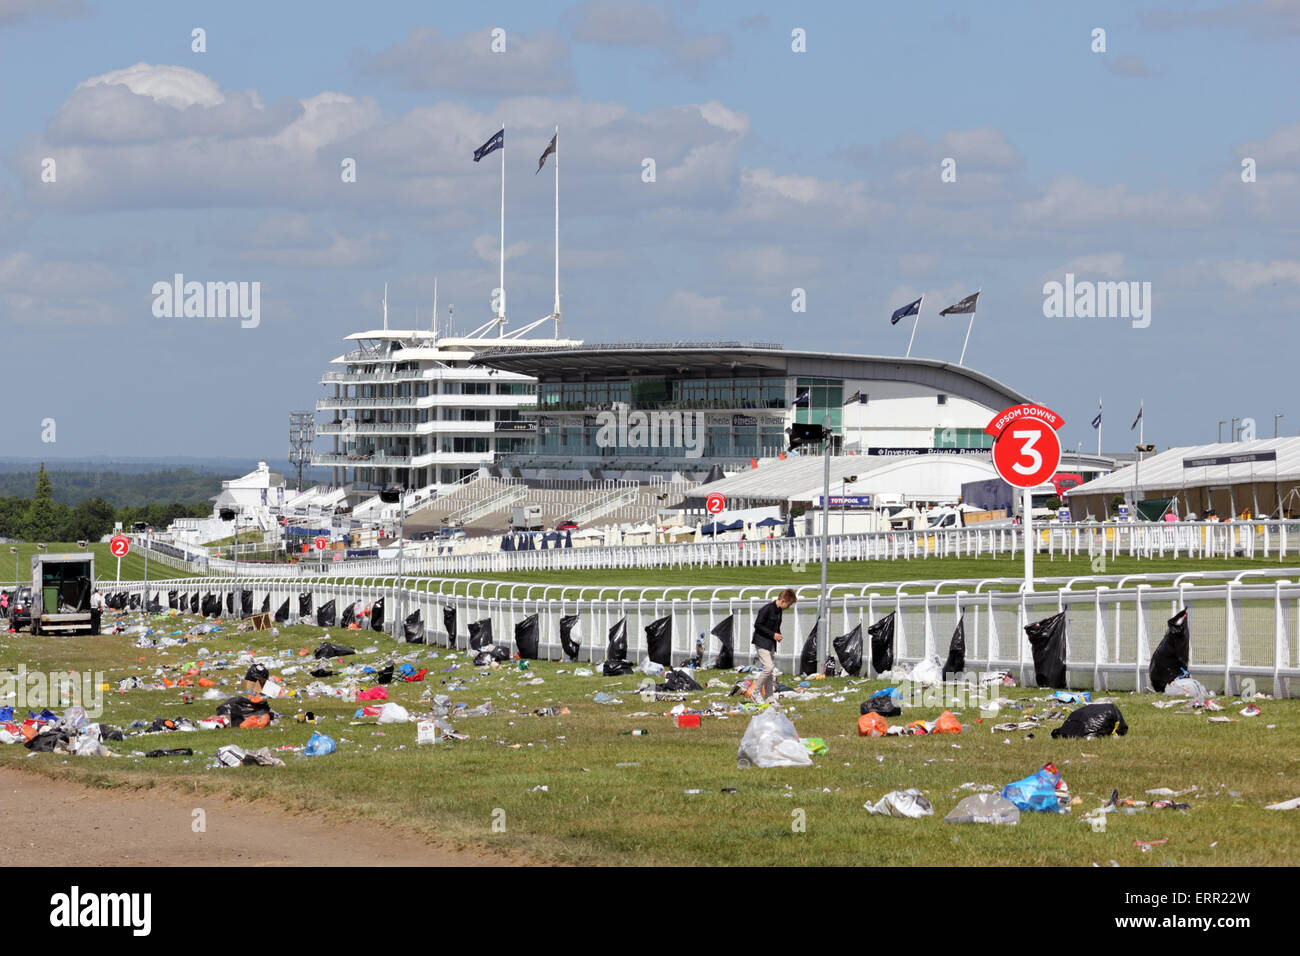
[958,288,980,366]
[499,123,506,331]
[1097,397,1102,457]
[554,124,560,338]
[905,296,921,359]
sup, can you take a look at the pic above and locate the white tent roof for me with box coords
[1067,437,1300,496]
[694,453,997,503]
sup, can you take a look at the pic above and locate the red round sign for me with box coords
[705,493,726,515]
[109,535,131,558]
[992,418,1062,489]
[314,536,329,551]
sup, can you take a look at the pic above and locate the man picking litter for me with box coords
[748,588,796,704]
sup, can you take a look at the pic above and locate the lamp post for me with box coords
[1275,413,1284,438]
[1231,416,1240,442]
[1218,420,1226,443]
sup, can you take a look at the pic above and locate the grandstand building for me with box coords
[474,342,1031,477]
[312,322,580,496]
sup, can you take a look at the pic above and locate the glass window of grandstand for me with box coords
[933,427,994,449]
[632,377,669,407]
[794,377,843,429]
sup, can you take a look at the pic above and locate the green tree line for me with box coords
[0,465,209,543]
[0,466,221,507]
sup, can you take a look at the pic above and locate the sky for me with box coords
[2,0,1298,462]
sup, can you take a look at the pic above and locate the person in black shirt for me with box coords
[750,588,797,702]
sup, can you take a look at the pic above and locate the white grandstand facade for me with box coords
[313,317,580,497]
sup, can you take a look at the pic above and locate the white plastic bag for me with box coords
[638,658,666,677]
[1165,676,1210,698]
[737,709,813,769]
[943,793,1019,825]
[377,702,410,724]
[910,657,944,686]
[865,788,934,818]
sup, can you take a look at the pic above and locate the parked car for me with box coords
[5,586,33,631]
[556,520,579,531]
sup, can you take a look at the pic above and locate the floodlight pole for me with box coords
[817,413,831,673]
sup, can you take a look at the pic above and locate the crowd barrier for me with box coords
[107,569,1300,697]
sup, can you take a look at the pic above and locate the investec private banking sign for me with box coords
[984,403,1065,489]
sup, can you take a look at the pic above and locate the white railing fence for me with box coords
[105,573,1299,697]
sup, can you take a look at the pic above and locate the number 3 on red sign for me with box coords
[1010,429,1042,475]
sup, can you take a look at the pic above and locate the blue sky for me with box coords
[2,0,1298,461]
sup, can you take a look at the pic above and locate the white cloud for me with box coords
[0,250,124,325]
[1017,176,1218,227]
[717,245,822,282]
[1213,258,1300,291]
[1043,253,1129,282]
[568,0,733,76]
[78,62,225,108]
[357,27,574,95]
[0,0,85,23]
[664,289,758,326]
[473,235,531,264]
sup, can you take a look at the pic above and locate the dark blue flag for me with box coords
[474,128,504,162]
[794,390,810,406]
[1091,412,1102,429]
[891,297,922,325]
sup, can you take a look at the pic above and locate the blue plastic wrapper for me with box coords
[1001,766,1063,813]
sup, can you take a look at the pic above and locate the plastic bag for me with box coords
[869,611,896,675]
[1149,609,1190,692]
[1165,676,1209,698]
[932,710,962,734]
[865,788,933,818]
[515,614,540,659]
[861,693,901,718]
[737,709,814,769]
[1001,764,1063,813]
[1025,611,1068,689]
[638,659,666,677]
[709,615,734,669]
[1051,703,1128,738]
[658,669,702,692]
[215,695,271,726]
[799,619,820,676]
[910,656,944,686]
[370,597,385,631]
[304,732,336,756]
[645,615,672,668]
[944,794,1020,825]
[858,712,888,737]
[404,610,425,644]
[606,617,628,662]
[376,702,410,724]
[560,614,582,660]
[833,623,863,677]
[313,642,356,659]
[602,659,635,676]
[942,615,966,679]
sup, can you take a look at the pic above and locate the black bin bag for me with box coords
[190,593,200,615]
[404,609,425,644]
[468,618,493,651]
[603,618,633,675]
[241,589,253,617]
[943,615,967,679]
[559,614,581,660]
[313,641,356,659]
[1051,703,1128,739]
[799,619,820,677]
[1025,611,1068,689]
[657,669,702,693]
[861,696,901,718]
[216,695,271,725]
[1149,609,1189,693]
[299,592,313,618]
[869,611,896,675]
[645,615,672,668]
[710,615,734,670]
[225,592,235,616]
[316,599,336,628]
[370,597,385,631]
[443,606,457,647]
[340,602,355,628]
[167,590,178,610]
[274,598,290,623]
[833,623,864,677]
[515,614,540,660]
[260,593,270,614]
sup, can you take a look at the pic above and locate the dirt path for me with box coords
[0,767,514,866]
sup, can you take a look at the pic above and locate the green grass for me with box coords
[3,612,1297,866]
[425,553,1300,599]
[0,541,199,585]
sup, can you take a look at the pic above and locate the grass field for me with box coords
[3,610,1296,866]
[432,553,1300,598]
[0,541,198,586]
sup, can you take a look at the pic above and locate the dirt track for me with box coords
[0,767,511,866]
